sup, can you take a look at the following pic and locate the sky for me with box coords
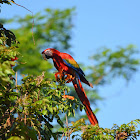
[1,0,140,130]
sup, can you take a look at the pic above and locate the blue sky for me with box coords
[1,0,140,129]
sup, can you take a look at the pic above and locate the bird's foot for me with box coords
[65,74,74,83]
[54,71,64,81]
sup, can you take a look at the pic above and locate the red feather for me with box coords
[72,78,98,125]
[42,48,98,125]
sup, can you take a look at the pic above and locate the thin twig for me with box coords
[38,89,40,100]
[60,133,65,140]
[16,72,18,93]
[65,114,68,128]
[9,0,35,45]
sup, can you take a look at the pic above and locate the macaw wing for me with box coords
[63,58,85,76]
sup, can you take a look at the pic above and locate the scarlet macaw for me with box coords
[42,48,98,125]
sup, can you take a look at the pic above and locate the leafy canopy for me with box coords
[0,3,140,140]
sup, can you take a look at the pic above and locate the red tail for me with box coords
[72,78,98,125]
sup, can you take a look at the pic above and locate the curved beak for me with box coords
[42,51,48,60]
[42,51,51,60]
[42,53,47,60]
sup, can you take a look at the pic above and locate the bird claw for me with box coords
[65,74,74,83]
[54,71,64,81]
[55,72,74,84]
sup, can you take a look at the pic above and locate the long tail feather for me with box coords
[72,78,98,125]
[80,75,93,88]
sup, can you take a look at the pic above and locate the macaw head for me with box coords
[42,48,53,60]
[42,48,60,60]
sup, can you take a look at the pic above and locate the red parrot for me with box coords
[42,48,98,125]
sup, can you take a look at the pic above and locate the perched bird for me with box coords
[42,48,98,125]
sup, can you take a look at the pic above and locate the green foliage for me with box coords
[0,23,19,46]
[88,45,140,85]
[0,35,82,139]
[67,119,140,139]
[1,5,140,140]
[5,8,74,76]
[0,25,18,85]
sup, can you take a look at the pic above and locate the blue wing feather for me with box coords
[63,59,85,76]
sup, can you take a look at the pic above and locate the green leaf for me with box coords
[42,110,48,115]
[7,136,22,140]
